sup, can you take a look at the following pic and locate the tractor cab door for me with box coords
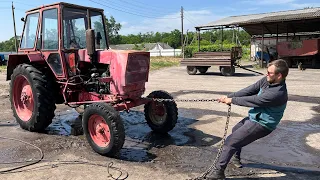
[39,7,66,79]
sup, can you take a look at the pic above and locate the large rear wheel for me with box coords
[10,64,56,132]
[144,91,178,133]
[83,103,125,156]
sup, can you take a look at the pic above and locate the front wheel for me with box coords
[83,103,125,156]
[144,91,178,133]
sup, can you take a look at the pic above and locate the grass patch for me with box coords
[150,57,181,71]
[0,65,6,72]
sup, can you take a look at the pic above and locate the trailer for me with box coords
[180,47,242,76]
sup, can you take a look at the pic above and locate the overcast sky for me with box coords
[0,0,320,42]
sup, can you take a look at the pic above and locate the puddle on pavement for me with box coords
[45,109,80,136]
[119,110,200,162]
[44,108,208,162]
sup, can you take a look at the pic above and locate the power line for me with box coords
[88,0,179,19]
[183,10,206,26]
[14,2,36,7]
[0,1,36,7]
[184,15,200,27]
[100,0,178,17]
[117,0,178,12]
[118,0,178,11]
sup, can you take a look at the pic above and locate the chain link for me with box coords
[147,97,231,180]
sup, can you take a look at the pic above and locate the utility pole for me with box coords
[12,1,18,53]
[181,6,184,58]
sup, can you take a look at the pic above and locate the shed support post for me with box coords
[276,24,279,59]
[276,24,279,45]
[286,24,289,41]
[249,36,252,61]
[221,27,224,51]
[197,28,200,52]
[261,24,264,68]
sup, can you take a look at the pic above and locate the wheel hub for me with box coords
[13,75,34,122]
[20,92,30,104]
[88,115,111,147]
[153,103,165,116]
[149,102,167,125]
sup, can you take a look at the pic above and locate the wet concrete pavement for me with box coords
[0,65,319,179]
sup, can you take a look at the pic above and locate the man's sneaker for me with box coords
[205,168,226,180]
[230,156,243,168]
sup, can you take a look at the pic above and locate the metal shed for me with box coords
[195,7,320,67]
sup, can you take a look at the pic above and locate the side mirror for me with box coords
[86,29,96,63]
[21,17,25,22]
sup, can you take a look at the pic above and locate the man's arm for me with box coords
[227,77,266,98]
[231,90,287,107]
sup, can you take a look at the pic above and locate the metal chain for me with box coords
[148,98,218,103]
[194,105,231,180]
[147,97,231,180]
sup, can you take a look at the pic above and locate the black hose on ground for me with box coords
[0,136,44,173]
[0,136,128,180]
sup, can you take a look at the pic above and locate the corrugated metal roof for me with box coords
[196,7,320,28]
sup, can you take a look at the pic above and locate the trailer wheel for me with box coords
[198,66,209,74]
[10,64,56,132]
[187,66,197,75]
[83,103,125,156]
[312,58,317,68]
[220,66,235,76]
[144,91,178,133]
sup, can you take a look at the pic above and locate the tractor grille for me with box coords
[125,53,150,85]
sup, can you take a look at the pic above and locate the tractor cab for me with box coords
[17,2,109,78]
[20,2,107,51]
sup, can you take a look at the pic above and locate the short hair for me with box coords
[268,59,289,78]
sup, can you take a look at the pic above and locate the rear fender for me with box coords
[6,54,30,81]
[6,53,45,80]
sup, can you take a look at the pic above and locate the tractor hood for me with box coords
[78,49,150,97]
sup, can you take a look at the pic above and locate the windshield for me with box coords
[63,8,107,49]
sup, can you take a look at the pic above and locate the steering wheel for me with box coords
[71,36,82,48]
[64,36,82,48]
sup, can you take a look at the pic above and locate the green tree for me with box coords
[105,16,122,44]
[162,29,181,49]
[0,37,18,52]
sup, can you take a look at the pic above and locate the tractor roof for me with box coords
[26,2,104,13]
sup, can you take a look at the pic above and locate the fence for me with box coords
[149,49,182,57]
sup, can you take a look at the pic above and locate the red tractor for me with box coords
[7,2,178,156]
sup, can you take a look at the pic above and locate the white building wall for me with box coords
[149,49,182,57]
